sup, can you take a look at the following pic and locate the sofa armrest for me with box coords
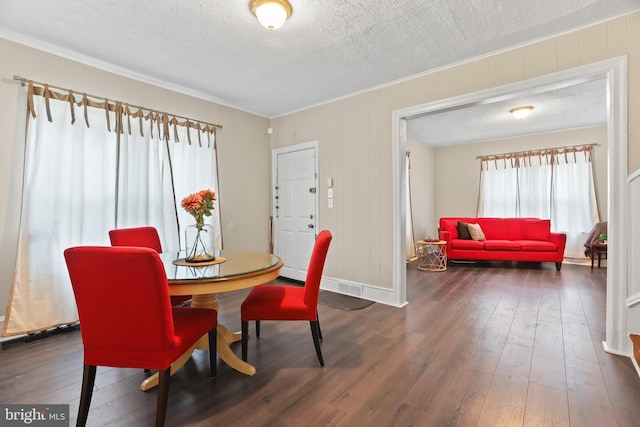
[440,229,452,254]
[550,232,567,257]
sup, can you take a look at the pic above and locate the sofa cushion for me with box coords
[521,219,551,240]
[440,218,468,239]
[451,239,485,250]
[474,218,506,239]
[440,218,477,238]
[468,223,486,241]
[440,218,461,238]
[484,240,521,251]
[457,221,472,240]
[515,240,558,252]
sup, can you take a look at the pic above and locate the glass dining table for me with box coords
[140,249,283,391]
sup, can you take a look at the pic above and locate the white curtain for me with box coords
[4,85,221,336]
[478,158,519,217]
[405,153,416,261]
[170,125,222,251]
[478,146,599,259]
[4,95,117,335]
[551,152,600,257]
[116,115,180,250]
[519,155,552,219]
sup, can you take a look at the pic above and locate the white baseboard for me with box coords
[1,316,13,343]
[601,338,640,380]
[602,339,640,380]
[0,316,28,344]
[633,351,640,379]
[320,276,406,307]
[626,293,640,308]
[630,334,640,380]
[602,340,631,358]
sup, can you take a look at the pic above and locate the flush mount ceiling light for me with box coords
[249,0,293,31]
[509,105,534,119]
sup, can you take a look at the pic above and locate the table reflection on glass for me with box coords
[140,249,283,391]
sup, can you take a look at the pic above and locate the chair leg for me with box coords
[241,320,249,362]
[316,311,323,340]
[255,320,260,338]
[77,365,96,427]
[309,321,324,367]
[208,328,217,378]
[156,367,171,427]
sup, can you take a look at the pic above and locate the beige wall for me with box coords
[271,92,394,288]
[407,137,436,241]
[1,12,638,311]
[433,126,608,220]
[0,38,271,316]
[271,12,639,290]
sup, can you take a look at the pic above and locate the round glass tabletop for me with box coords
[159,249,281,282]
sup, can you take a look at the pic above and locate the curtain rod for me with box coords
[475,142,599,160]
[12,75,223,130]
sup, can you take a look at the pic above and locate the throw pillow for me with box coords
[467,223,486,241]
[457,221,472,240]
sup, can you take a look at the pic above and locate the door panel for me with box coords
[274,145,317,281]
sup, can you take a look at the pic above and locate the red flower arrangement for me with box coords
[181,189,216,230]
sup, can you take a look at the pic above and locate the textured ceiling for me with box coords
[407,78,608,146]
[1,0,639,122]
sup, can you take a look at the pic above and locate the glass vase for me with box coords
[184,224,215,263]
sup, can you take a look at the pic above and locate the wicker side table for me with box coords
[416,240,447,272]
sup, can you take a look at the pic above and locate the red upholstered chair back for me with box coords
[109,226,163,253]
[109,226,192,306]
[303,230,333,308]
[64,246,177,369]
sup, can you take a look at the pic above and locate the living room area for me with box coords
[407,123,608,264]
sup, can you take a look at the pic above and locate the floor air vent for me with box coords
[338,282,363,297]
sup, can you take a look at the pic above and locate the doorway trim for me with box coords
[392,56,630,355]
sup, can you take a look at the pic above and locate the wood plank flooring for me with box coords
[1,261,639,426]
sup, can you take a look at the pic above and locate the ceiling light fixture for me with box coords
[249,0,293,31]
[509,105,534,119]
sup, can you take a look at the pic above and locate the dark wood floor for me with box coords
[1,261,639,426]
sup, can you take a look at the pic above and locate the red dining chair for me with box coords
[64,246,217,427]
[241,230,332,366]
[109,226,191,306]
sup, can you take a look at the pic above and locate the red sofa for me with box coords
[439,217,567,271]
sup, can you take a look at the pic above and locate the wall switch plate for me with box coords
[328,199,334,208]
[327,188,334,198]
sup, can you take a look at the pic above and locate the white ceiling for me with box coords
[0,0,638,144]
[407,78,608,147]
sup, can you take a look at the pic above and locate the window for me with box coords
[3,81,222,336]
[478,145,600,259]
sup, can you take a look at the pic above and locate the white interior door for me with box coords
[272,142,318,281]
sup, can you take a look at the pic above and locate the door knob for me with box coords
[308,224,315,229]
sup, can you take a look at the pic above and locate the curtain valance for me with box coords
[14,75,222,147]
[479,144,595,170]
